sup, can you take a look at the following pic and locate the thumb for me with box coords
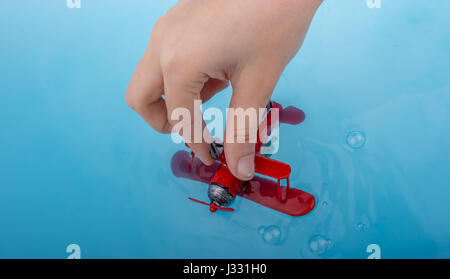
[224,66,280,181]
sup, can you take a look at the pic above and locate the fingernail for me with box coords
[237,154,254,180]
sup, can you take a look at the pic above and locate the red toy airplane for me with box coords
[171,101,315,217]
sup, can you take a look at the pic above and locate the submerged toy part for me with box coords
[172,151,315,216]
[208,183,234,206]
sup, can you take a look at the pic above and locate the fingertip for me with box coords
[235,153,255,181]
[199,155,215,166]
[188,142,215,166]
[225,143,256,181]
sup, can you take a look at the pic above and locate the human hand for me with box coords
[125,0,322,180]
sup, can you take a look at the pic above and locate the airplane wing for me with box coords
[254,155,291,180]
[171,151,315,217]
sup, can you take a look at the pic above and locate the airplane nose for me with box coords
[208,183,234,206]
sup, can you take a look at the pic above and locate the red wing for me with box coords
[254,155,291,180]
[171,150,315,216]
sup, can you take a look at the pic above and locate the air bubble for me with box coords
[257,226,265,235]
[355,222,369,232]
[346,131,366,149]
[322,201,328,207]
[258,225,282,245]
[308,235,332,255]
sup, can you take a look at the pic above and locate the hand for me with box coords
[125,0,322,180]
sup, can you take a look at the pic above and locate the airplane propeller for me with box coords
[188,197,235,212]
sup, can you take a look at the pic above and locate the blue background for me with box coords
[0,0,449,258]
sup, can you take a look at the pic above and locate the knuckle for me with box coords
[152,17,167,35]
[124,88,138,110]
[162,52,202,94]
[125,87,146,112]
[150,20,164,42]
[155,119,172,134]
[162,51,186,77]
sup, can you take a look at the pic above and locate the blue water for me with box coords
[1,0,449,259]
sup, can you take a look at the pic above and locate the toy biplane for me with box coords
[171,101,315,216]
